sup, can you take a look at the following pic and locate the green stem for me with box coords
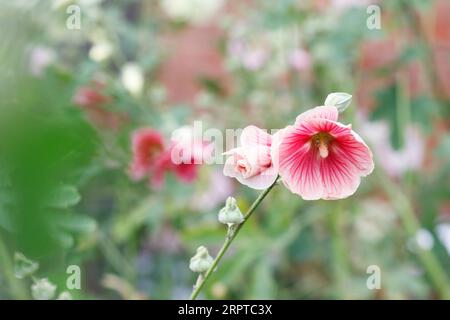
[327,203,350,298]
[189,181,278,300]
[97,232,136,282]
[379,171,450,299]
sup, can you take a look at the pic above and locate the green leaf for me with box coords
[47,185,81,209]
[54,213,97,234]
[371,85,403,150]
[14,252,39,279]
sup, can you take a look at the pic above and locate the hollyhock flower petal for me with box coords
[295,105,339,123]
[277,117,373,200]
[238,163,278,190]
[173,162,198,183]
[240,125,272,147]
[73,86,112,108]
[129,129,165,180]
[223,144,277,190]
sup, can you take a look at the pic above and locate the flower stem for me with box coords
[189,180,278,300]
[379,171,450,299]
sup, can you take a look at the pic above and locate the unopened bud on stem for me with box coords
[324,92,352,113]
[189,246,214,273]
[218,197,244,226]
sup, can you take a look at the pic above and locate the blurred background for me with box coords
[0,0,449,299]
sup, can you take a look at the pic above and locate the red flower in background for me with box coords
[129,128,165,181]
[129,127,211,188]
[73,85,112,108]
[73,82,128,130]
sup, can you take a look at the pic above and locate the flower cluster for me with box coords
[129,127,212,188]
[224,93,374,200]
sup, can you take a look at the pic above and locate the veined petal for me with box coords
[295,105,339,124]
[278,118,374,200]
[240,125,272,147]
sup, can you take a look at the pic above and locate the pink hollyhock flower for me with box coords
[223,126,278,190]
[73,82,128,130]
[194,169,235,210]
[274,106,374,200]
[129,127,211,188]
[129,128,165,181]
[72,84,112,108]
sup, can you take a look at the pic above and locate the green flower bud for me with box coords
[189,246,214,273]
[31,278,56,300]
[218,197,244,226]
[14,252,39,279]
[324,92,352,113]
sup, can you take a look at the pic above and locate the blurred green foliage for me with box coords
[0,0,449,300]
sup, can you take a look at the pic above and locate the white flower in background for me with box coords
[359,119,424,177]
[414,229,434,250]
[121,62,144,97]
[160,0,224,25]
[78,0,103,6]
[31,278,57,300]
[52,0,72,10]
[57,291,73,300]
[89,41,113,62]
[52,0,102,10]
[331,0,371,10]
[436,223,450,255]
[29,46,55,76]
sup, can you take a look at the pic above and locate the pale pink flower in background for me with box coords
[223,126,278,190]
[288,48,312,71]
[228,38,269,71]
[275,106,374,200]
[241,47,268,71]
[195,169,235,210]
[29,46,55,76]
[359,119,424,177]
